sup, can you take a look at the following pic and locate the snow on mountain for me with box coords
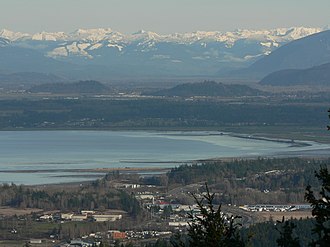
[0,26,327,77]
[131,30,161,41]
[69,28,125,42]
[246,29,330,78]
[0,29,30,41]
[1,26,323,44]
[48,46,68,57]
[31,31,68,41]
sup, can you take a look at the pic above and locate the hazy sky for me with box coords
[1,0,329,34]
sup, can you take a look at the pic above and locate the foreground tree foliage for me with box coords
[305,166,330,246]
[172,184,245,247]
[239,218,316,247]
[276,217,300,247]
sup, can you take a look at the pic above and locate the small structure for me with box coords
[136,194,154,200]
[39,214,53,220]
[110,231,126,240]
[70,239,94,247]
[61,213,74,220]
[93,214,122,222]
[81,210,95,215]
[29,239,42,244]
[169,221,189,227]
[71,214,88,222]
[173,205,191,212]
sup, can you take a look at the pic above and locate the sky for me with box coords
[1,0,329,34]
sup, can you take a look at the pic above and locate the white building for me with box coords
[93,214,122,222]
[61,213,74,220]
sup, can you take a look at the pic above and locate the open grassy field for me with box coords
[0,207,43,217]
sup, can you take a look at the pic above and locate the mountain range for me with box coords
[0,27,325,81]
[245,30,330,79]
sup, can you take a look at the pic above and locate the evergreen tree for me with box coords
[276,217,300,247]
[305,167,330,246]
[173,183,245,247]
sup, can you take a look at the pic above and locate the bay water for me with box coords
[0,131,328,185]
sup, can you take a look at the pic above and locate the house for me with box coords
[110,231,126,239]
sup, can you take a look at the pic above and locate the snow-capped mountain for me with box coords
[2,27,322,43]
[0,29,30,41]
[0,27,326,79]
[247,29,330,79]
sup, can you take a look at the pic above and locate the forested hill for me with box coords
[260,62,330,86]
[28,80,109,94]
[145,81,264,97]
[244,30,330,78]
[0,175,140,217]
[166,158,329,205]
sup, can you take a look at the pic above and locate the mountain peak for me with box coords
[284,26,323,39]
[31,31,68,41]
[131,30,160,40]
[133,29,147,35]
[70,28,116,42]
[73,28,113,34]
[0,28,29,41]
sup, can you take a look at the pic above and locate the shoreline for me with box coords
[4,155,330,189]
[0,167,171,174]
[225,132,311,147]
[0,127,329,144]
[1,154,330,175]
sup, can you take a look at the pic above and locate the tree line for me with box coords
[0,177,140,217]
[165,158,327,205]
[0,98,326,129]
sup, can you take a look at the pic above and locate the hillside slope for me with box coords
[260,63,330,86]
[146,81,263,97]
[239,30,330,79]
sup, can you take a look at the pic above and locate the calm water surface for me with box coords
[0,131,328,185]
